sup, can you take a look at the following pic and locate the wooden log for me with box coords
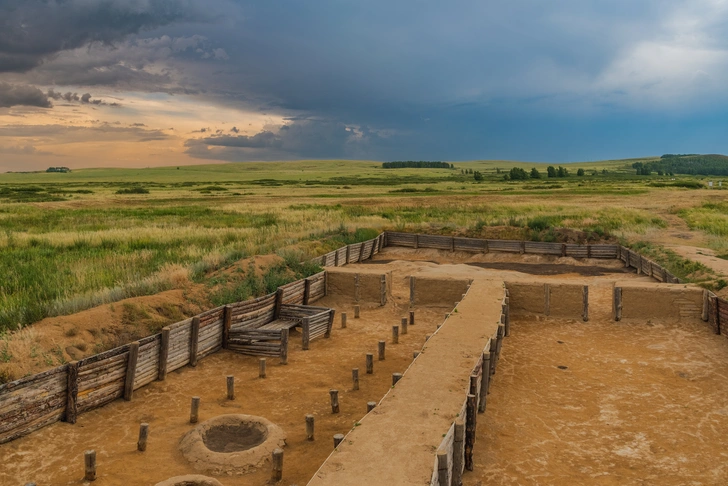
[65,361,79,424]
[354,305,360,318]
[137,423,149,452]
[410,276,415,305]
[703,290,710,322]
[452,419,465,485]
[302,317,310,351]
[222,306,232,349]
[414,234,419,249]
[504,297,510,337]
[271,448,283,482]
[367,401,376,412]
[325,309,334,338]
[334,249,339,267]
[520,240,526,254]
[189,317,200,367]
[274,288,284,320]
[324,271,328,296]
[392,325,399,344]
[259,358,267,379]
[190,396,200,424]
[716,298,723,335]
[637,254,643,275]
[305,414,314,441]
[341,312,347,329]
[437,447,448,486]
[489,336,498,378]
[614,286,622,321]
[329,389,340,413]
[84,450,96,481]
[227,375,234,400]
[544,283,551,316]
[582,285,589,322]
[401,317,408,335]
[366,353,373,374]
[561,243,566,257]
[392,373,402,385]
[479,352,490,412]
[352,368,359,391]
[354,274,360,302]
[465,394,477,471]
[333,433,345,448]
[123,341,139,401]
[409,310,415,326]
[501,303,509,338]
[378,340,385,360]
[346,245,351,264]
[380,274,387,306]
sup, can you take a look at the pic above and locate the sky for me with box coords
[1,0,728,171]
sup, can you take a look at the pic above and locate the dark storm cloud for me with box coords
[0,0,212,73]
[0,82,51,108]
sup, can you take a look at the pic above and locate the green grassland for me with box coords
[0,157,726,332]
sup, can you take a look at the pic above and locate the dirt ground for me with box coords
[468,312,728,485]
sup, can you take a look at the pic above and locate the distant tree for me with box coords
[577,168,585,176]
[602,169,608,174]
[509,167,528,180]
[557,166,569,177]
[496,168,501,174]
[473,171,484,181]
[657,170,664,176]
[530,167,542,179]
[547,166,557,178]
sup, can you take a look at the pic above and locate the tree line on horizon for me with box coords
[382,161,454,169]
[633,154,728,176]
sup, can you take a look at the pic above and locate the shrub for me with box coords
[116,186,149,194]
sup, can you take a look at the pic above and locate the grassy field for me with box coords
[0,157,726,334]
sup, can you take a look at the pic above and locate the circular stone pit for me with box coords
[180,414,286,475]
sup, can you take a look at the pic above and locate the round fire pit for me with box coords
[180,414,286,475]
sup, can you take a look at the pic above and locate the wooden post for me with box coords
[582,285,589,322]
[392,325,399,344]
[274,288,284,320]
[271,448,283,482]
[561,243,566,257]
[452,420,465,485]
[702,290,709,322]
[226,375,234,400]
[451,236,455,252]
[65,361,78,424]
[544,283,551,316]
[305,415,315,441]
[303,278,311,305]
[392,372,402,385]
[333,434,345,448]
[367,401,376,412]
[190,397,200,424]
[223,305,232,349]
[259,358,267,378]
[329,389,340,413]
[614,286,622,321]
[587,244,592,259]
[496,322,505,362]
[425,334,431,342]
[479,351,490,412]
[280,329,289,365]
[413,351,420,359]
[366,353,374,374]
[380,274,387,306]
[409,276,415,305]
[489,336,498,377]
[378,340,386,360]
[84,450,96,481]
[325,309,334,338]
[354,274,360,302]
[505,296,510,337]
[189,317,200,367]
[158,327,170,381]
[401,317,408,335]
[334,249,339,267]
[302,317,310,351]
[437,448,448,486]
[484,239,489,253]
[409,310,415,326]
[324,270,328,296]
[341,312,347,329]
[414,234,419,249]
[346,245,351,264]
[465,393,477,471]
[637,254,643,275]
[137,423,149,452]
[352,368,359,390]
[502,303,509,337]
[124,341,139,401]
[716,297,722,335]
[354,305,360,318]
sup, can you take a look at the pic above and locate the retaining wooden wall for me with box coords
[325,270,392,306]
[506,282,588,320]
[409,276,472,307]
[613,284,704,322]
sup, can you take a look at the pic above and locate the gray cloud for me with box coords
[0,82,51,108]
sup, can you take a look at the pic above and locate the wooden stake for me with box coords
[280,329,289,365]
[189,317,200,367]
[137,423,149,452]
[614,286,622,321]
[465,394,477,471]
[401,317,408,335]
[378,340,385,360]
[425,334,431,342]
[329,389,340,413]
[409,276,415,305]
[352,368,359,390]
[367,401,376,412]
[354,305,360,318]
[271,448,283,482]
[190,396,200,424]
[341,312,347,329]
[380,274,387,306]
[302,317,310,351]
[392,325,399,344]
[392,373,402,385]
[452,420,465,485]
[65,360,78,424]
[123,341,139,401]
[259,358,267,379]
[544,283,551,316]
[366,353,374,374]
[479,351,490,412]
[226,375,234,400]
[305,415,315,441]
[303,278,311,305]
[703,290,709,322]
[582,285,589,322]
[489,336,497,378]
[333,434,345,448]
[84,450,96,481]
[158,327,170,381]
[325,309,334,338]
[437,448,448,486]
[222,305,232,349]
[409,310,415,326]
[413,351,420,359]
